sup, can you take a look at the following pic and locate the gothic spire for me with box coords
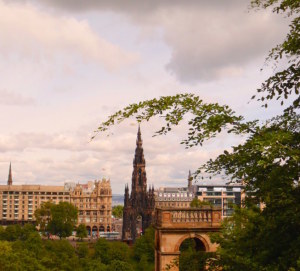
[137,123,142,142]
[7,162,12,186]
[133,125,145,165]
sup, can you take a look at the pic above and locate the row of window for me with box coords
[158,193,193,197]
[1,191,70,195]
[71,198,110,203]
[75,204,109,209]
[157,198,192,201]
[156,202,190,207]
[2,214,33,219]
[78,217,109,223]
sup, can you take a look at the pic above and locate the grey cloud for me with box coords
[6,0,289,83]
[0,90,35,106]
[6,0,244,13]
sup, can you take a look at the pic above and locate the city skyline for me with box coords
[0,0,292,193]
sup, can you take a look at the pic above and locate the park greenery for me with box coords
[112,205,124,218]
[0,224,155,271]
[35,202,78,239]
[76,224,88,241]
[96,0,300,270]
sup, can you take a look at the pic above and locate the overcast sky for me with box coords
[0,0,291,193]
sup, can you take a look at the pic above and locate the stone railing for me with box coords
[155,207,222,229]
[171,209,212,223]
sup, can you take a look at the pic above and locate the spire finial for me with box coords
[8,162,12,186]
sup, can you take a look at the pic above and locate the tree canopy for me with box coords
[35,201,78,239]
[112,205,124,218]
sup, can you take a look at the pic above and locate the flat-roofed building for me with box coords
[155,171,195,208]
[196,183,244,218]
[0,184,70,223]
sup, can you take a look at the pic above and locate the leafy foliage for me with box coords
[96,93,257,149]
[112,205,124,218]
[0,223,154,271]
[35,201,78,239]
[250,0,300,108]
[76,224,88,241]
[34,201,53,237]
[133,226,155,263]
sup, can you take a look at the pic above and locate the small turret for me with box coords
[188,170,193,190]
[7,162,12,186]
[124,184,129,205]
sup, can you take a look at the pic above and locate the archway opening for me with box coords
[92,226,98,237]
[179,237,208,271]
[86,226,91,236]
[99,225,105,232]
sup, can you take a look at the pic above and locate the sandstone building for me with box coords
[0,163,112,236]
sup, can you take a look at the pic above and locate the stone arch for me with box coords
[154,208,222,270]
[174,233,210,252]
[92,226,98,237]
[107,225,110,232]
[86,226,91,236]
[99,225,105,232]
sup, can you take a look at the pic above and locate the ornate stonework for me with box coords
[154,207,222,271]
[122,126,155,242]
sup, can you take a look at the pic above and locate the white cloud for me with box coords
[0,1,138,71]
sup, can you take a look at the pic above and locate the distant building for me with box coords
[69,179,112,236]
[155,171,245,219]
[155,171,195,208]
[0,164,112,236]
[196,183,244,218]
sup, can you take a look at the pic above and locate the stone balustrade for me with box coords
[155,207,222,229]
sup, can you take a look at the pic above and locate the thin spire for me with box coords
[134,125,145,165]
[137,123,142,143]
[7,162,12,186]
[188,170,193,189]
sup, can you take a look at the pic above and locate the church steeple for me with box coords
[7,162,12,186]
[132,125,147,192]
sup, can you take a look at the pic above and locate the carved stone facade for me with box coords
[70,179,112,236]
[154,207,222,271]
[122,126,155,242]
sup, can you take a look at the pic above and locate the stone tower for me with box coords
[122,126,155,242]
[7,163,12,186]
